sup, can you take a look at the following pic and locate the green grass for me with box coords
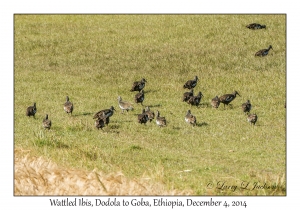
[14,14,286,195]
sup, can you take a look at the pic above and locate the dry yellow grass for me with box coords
[14,148,193,195]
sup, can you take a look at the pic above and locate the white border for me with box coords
[2,1,298,209]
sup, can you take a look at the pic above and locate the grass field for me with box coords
[14,14,286,195]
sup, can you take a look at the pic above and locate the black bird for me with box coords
[137,109,149,125]
[145,106,155,122]
[246,23,266,30]
[93,106,115,125]
[183,76,198,89]
[182,89,194,102]
[95,118,105,130]
[185,110,197,126]
[42,114,51,129]
[64,96,74,115]
[95,113,107,130]
[242,100,252,114]
[117,96,134,113]
[135,90,145,106]
[187,91,204,107]
[255,45,273,57]
[26,102,37,117]
[247,113,258,125]
[130,78,147,92]
[211,96,220,108]
[219,91,240,108]
[155,110,167,127]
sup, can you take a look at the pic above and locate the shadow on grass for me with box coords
[172,126,181,130]
[130,145,143,151]
[144,90,159,94]
[72,112,93,117]
[109,124,120,129]
[109,130,120,134]
[115,120,132,123]
[247,124,262,127]
[147,104,162,108]
[196,122,208,127]
[219,104,237,110]
[94,124,120,134]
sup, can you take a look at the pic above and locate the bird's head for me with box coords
[234,91,241,97]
